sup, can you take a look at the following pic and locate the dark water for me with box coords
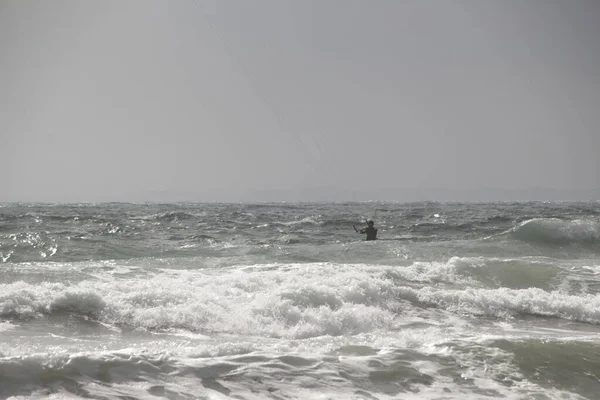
[1,202,600,399]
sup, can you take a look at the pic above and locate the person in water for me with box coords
[359,220,377,241]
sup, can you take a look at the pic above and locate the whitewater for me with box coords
[1,201,600,400]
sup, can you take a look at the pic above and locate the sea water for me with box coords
[1,202,600,399]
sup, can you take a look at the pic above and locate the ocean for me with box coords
[1,201,600,400]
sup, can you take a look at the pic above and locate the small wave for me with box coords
[0,351,174,399]
[510,218,600,246]
[0,282,106,320]
[385,257,475,284]
[401,286,600,324]
[190,234,215,240]
[486,215,514,223]
[278,217,323,227]
[1,231,60,263]
[154,212,196,222]
[49,291,106,318]
[44,215,96,223]
[408,222,484,236]
[409,222,447,230]
[278,235,303,245]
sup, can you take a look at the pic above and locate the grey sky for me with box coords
[1,0,599,202]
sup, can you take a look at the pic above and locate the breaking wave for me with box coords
[510,218,600,246]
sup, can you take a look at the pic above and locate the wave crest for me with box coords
[50,291,106,318]
[402,286,600,324]
[0,283,106,320]
[510,218,600,246]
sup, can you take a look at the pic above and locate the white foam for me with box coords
[3,260,599,345]
[0,281,106,319]
[0,259,486,340]
[0,321,15,333]
[0,263,403,338]
[401,285,600,323]
[386,257,479,284]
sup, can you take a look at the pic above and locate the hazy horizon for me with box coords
[2,0,599,203]
[3,186,600,204]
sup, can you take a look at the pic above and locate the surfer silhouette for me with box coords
[355,220,377,241]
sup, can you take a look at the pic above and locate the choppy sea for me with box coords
[2,202,600,399]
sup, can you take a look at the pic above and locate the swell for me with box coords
[149,211,198,222]
[509,218,600,246]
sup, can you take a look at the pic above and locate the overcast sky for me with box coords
[1,0,599,202]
